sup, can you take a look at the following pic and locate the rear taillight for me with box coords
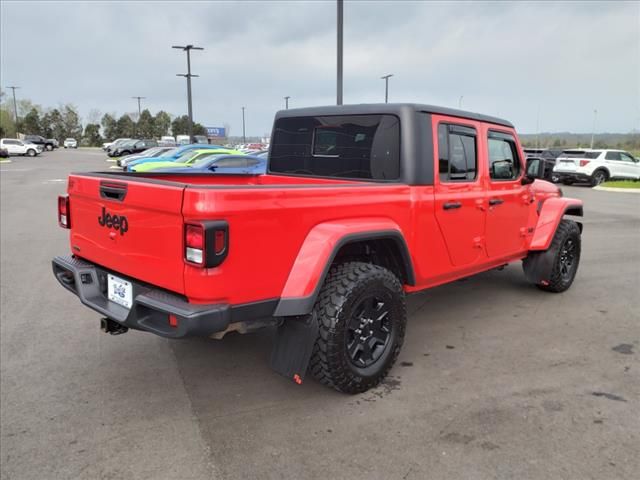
[184,221,229,267]
[58,195,70,228]
[579,160,590,167]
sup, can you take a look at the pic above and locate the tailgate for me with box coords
[68,174,186,294]
[555,158,577,171]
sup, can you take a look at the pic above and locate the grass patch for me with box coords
[601,180,640,189]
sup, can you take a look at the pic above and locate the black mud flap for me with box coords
[269,313,319,385]
[523,248,555,285]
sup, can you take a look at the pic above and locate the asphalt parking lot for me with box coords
[1,149,639,480]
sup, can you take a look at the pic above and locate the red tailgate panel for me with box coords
[68,175,186,294]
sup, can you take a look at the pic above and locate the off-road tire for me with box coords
[591,169,608,187]
[528,219,581,293]
[309,262,407,394]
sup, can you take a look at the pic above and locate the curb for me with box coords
[593,186,640,193]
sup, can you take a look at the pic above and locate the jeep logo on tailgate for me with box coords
[98,207,129,235]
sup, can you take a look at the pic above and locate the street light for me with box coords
[241,107,246,144]
[284,96,291,110]
[590,109,598,149]
[381,74,393,103]
[132,96,145,117]
[173,44,204,142]
[337,0,343,105]
[5,86,20,137]
[458,96,463,109]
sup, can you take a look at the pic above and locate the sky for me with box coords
[1,1,639,136]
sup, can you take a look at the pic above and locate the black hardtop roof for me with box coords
[274,103,513,128]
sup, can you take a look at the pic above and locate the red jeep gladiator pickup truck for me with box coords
[53,104,583,393]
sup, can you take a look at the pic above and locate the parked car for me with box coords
[0,138,41,156]
[117,147,176,168]
[158,136,176,147]
[131,148,243,172]
[23,135,56,151]
[553,149,640,186]
[125,144,225,171]
[103,138,131,151]
[150,154,267,174]
[108,139,158,158]
[63,138,78,148]
[48,138,59,149]
[176,135,191,145]
[52,103,583,394]
[193,135,208,144]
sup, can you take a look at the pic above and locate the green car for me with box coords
[132,148,243,172]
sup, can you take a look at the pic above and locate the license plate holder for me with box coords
[107,274,133,309]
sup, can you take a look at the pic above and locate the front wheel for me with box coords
[309,262,407,394]
[525,219,581,293]
[27,149,36,157]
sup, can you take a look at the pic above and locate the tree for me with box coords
[115,114,135,138]
[0,108,16,138]
[83,124,102,146]
[153,111,171,137]
[137,109,155,138]
[86,108,102,125]
[101,113,118,141]
[23,108,42,135]
[42,109,64,141]
[61,105,83,140]
[171,115,205,136]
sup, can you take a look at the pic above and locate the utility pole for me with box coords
[337,0,343,105]
[242,107,246,144]
[284,96,290,110]
[458,95,463,109]
[173,44,204,142]
[132,96,145,117]
[590,109,598,149]
[6,86,20,137]
[381,74,393,103]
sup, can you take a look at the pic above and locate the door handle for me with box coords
[443,201,462,210]
[488,198,504,206]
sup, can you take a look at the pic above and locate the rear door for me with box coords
[68,174,187,293]
[484,129,530,258]
[433,120,486,267]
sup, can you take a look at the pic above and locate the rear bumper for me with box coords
[553,171,592,183]
[52,255,231,338]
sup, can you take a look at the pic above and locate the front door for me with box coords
[485,130,530,259]
[433,121,486,267]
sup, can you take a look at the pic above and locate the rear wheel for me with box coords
[309,262,407,394]
[591,170,607,186]
[46,144,53,151]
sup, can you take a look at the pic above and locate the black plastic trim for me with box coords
[273,230,415,317]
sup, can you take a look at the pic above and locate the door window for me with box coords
[438,124,477,182]
[488,132,521,180]
[620,152,636,163]
[605,151,621,161]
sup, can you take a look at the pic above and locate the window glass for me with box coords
[605,151,621,161]
[620,152,636,162]
[585,151,602,159]
[488,134,521,180]
[270,114,400,180]
[438,124,477,182]
[213,157,248,168]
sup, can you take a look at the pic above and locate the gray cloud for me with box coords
[1,0,638,136]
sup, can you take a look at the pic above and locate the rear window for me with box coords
[270,114,400,180]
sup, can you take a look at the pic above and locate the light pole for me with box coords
[6,86,20,136]
[381,74,393,103]
[458,96,463,109]
[590,109,598,149]
[337,0,343,105]
[284,96,290,110]
[132,96,145,118]
[241,107,246,144]
[173,44,204,142]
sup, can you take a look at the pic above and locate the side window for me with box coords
[605,151,621,161]
[438,124,477,182]
[488,132,521,181]
[620,152,636,163]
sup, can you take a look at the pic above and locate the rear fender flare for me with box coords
[273,218,414,317]
[529,197,583,251]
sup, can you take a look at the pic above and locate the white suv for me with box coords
[553,149,640,186]
[63,138,78,149]
[0,138,41,157]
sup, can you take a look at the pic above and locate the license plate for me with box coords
[107,274,133,309]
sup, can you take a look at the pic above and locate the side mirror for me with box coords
[524,157,545,184]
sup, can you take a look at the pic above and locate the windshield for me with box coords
[175,150,203,163]
[160,148,178,157]
[192,152,224,166]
